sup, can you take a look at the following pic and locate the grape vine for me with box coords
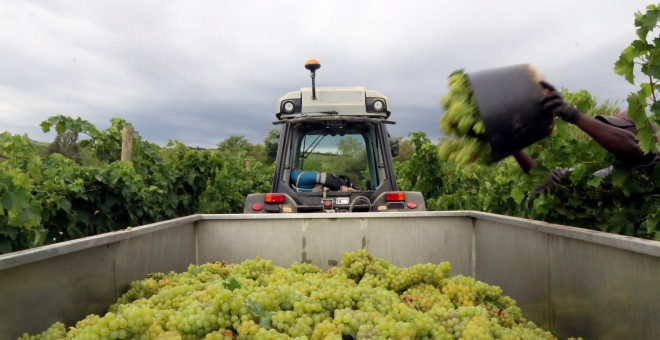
[1,117,273,254]
[397,5,660,240]
[614,4,660,154]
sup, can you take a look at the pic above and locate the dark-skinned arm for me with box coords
[512,150,537,174]
[540,81,650,165]
[573,114,648,164]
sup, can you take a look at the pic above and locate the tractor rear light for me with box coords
[251,202,264,211]
[406,201,417,209]
[265,193,285,203]
[385,192,405,202]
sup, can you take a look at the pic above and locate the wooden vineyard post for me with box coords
[121,126,134,162]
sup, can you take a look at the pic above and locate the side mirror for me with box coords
[267,138,279,160]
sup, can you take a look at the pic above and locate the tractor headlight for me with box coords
[366,97,388,114]
[373,99,384,112]
[276,98,301,120]
[283,101,296,113]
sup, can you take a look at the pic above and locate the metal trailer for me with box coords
[1,211,658,340]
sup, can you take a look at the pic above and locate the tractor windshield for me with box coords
[285,119,387,191]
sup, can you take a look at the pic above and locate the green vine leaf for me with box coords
[614,46,637,84]
[634,5,660,40]
[586,176,603,188]
[223,277,241,291]
[651,101,660,120]
[510,187,524,205]
[2,187,30,212]
[246,298,272,328]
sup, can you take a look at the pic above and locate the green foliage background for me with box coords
[396,4,660,241]
[397,89,659,241]
[1,94,656,255]
[1,4,657,254]
[0,117,272,254]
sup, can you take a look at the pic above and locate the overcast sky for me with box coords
[0,1,655,148]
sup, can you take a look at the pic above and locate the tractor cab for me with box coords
[244,60,425,213]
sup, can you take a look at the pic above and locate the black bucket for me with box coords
[467,64,554,162]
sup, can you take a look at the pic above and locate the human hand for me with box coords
[340,185,357,192]
[539,81,580,123]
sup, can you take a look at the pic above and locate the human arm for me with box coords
[572,115,649,164]
[512,150,537,174]
[539,82,651,165]
[320,173,345,191]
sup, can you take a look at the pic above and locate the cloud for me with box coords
[0,0,653,148]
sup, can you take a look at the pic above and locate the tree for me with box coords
[217,135,252,153]
[216,134,273,164]
[264,129,279,164]
[48,130,81,164]
[393,137,414,162]
[337,136,362,156]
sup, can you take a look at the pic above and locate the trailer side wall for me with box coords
[1,212,658,339]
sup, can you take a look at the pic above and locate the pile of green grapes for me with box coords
[438,70,491,165]
[19,250,579,340]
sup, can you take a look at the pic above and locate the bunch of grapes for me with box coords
[388,262,451,293]
[350,285,400,314]
[439,70,492,165]
[310,319,342,339]
[18,250,581,340]
[230,256,275,283]
[340,248,373,281]
[441,274,524,327]
[400,283,453,312]
[17,322,66,340]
